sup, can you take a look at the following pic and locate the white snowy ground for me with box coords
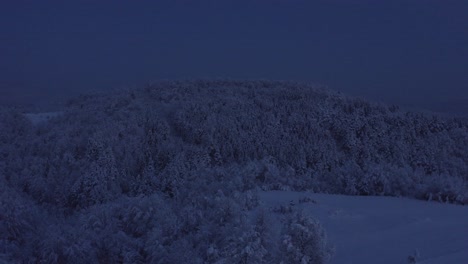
[24,111,63,125]
[259,191,468,264]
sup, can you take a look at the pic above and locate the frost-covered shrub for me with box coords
[74,194,178,263]
[280,212,334,264]
[35,224,94,264]
[420,174,467,204]
[272,204,294,215]
[298,196,317,204]
[0,109,32,144]
[0,185,45,262]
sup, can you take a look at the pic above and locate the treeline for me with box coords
[2,79,467,208]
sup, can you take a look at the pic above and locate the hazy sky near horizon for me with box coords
[1,0,467,108]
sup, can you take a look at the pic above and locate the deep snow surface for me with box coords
[24,111,63,125]
[259,191,468,264]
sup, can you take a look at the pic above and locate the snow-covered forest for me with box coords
[1,80,467,263]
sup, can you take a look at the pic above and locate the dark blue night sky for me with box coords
[1,0,467,109]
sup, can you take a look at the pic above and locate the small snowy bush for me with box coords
[280,212,334,264]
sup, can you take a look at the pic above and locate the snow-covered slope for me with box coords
[24,111,63,125]
[260,191,468,264]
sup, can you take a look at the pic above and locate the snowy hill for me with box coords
[1,80,467,263]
